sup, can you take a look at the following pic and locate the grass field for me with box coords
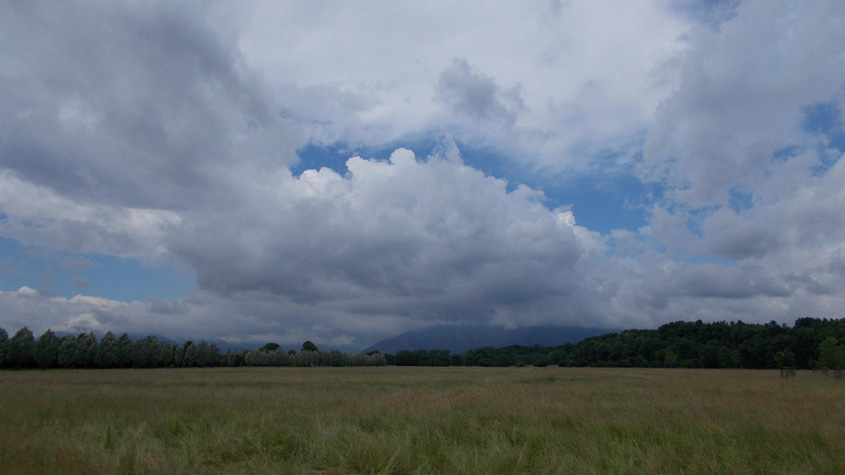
[0,367,843,474]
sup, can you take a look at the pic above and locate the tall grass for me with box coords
[1,367,842,473]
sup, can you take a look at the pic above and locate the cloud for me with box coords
[59,258,99,273]
[669,0,741,30]
[72,277,88,290]
[0,287,124,336]
[1,0,845,350]
[231,0,688,170]
[0,286,427,351]
[168,147,606,330]
[436,58,523,125]
[149,297,190,315]
[633,1,845,323]
[0,1,300,211]
[641,1,845,207]
[0,170,181,260]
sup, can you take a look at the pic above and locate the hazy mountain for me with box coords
[362,325,615,354]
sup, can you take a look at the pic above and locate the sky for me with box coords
[1,0,844,351]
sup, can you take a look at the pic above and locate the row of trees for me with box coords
[552,318,845,369]
[0,327,225,369]
[3,318,841,370]
[0,328,385,369]
[242,345,386,367]
[390,318,845,369]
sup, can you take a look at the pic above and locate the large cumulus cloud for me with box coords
[169,147,607,328]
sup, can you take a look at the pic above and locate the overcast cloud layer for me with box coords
[1,1,844,350]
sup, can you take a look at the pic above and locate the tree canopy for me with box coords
[390,318,845,370]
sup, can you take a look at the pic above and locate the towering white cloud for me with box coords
[169,147,605,327]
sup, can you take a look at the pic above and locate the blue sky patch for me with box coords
[0,236,194,302]
[295,138,651,234]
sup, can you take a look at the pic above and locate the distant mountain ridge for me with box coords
[363,325,615,354]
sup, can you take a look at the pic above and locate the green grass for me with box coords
[1,367,843,473]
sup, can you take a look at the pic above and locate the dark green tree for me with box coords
[260,342,281,352]
[209,343,222,366]
[394,350,420,366]
[76,332,98,368]
[818,337,844,369]
[7,327,36,368]
[494,354,513,367]
[718,345,737,369]
[114,333,133,368]
[301,341,318,352]
[131,336,160,368]
[701,340,720,368]
[34,329,60,369]
[663,350,678,368]
[0,326,8,368]
[195,340,211,367]
[173,345,185,367]
[775,348,796,368]
[183,342,198,367]
[96,331,118,368]
[464,349,477,366]
[57,336,79,368]
[159,341,175,367]
[328,349,345,366]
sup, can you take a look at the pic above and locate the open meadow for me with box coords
[1,367,843,474]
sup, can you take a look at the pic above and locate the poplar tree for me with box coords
[131,336,160,368]
[34,329,60,369]
[173,345,185,367]
[183,342,198,367]
[57,336,78,368]
[209,343,222,366]
[7,327,36,368]
[76,332,98,368]
[0,326,9,368]
[96,331,118,368]
[114,333,132,368]
[195,340,211,367]
[158,341,174,367]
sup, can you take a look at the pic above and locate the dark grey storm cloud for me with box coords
[436,58,523,125]
[0,1,296,211]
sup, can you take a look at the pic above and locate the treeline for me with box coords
[3,318,842,370]
[0,327,385,369]
[242,343,386,367]
[389,318,845,370]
